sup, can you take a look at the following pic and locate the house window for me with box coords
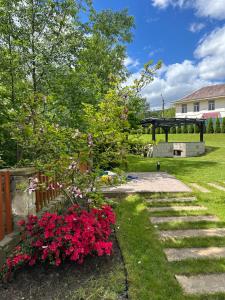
[181,104,187,113]
[208,100,215,111]
[194,102,200,112]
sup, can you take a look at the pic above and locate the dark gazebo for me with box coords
[141,117,205,143]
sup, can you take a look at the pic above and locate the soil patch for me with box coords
[0,234,126,300]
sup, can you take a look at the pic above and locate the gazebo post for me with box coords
[152,124,156,141]
[199,123,204,142]
[165,127,169,143]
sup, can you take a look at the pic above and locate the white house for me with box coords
[174,84,225,119]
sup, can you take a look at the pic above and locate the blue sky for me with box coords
[93,0,225,108]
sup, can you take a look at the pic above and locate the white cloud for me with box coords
[127,25,225,108]
[195,25,225,80]
[140,61,210,107]
[189,22,205,33]
[124,56,140,69]
[152,0,225,20]
[194,0,225,20]
[152,0,170,9]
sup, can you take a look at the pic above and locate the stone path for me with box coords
[176,274,225,295]
[189,183,210,193]
[148,195,225,296]
[150,215,219,224]
[102,172,192,194]
[149,206,207,212]
[208,182,225,192]
[147,197,196,203]
[165,247,225,262]
[159,228,225,239]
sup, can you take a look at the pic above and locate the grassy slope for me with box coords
[116,134,225,300]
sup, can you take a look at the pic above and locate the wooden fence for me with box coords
[0,171,13,241]
[0,170,62,241]
[35,173,62,212]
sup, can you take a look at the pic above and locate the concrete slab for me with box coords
[149,206,207,212]
[190,183,210,193]
[208,183,225,192]
[150,215,219,224]
[159,228,225,239]
[176,274,225,295]
[165,247,225,262]
[102,172,192,194]
[146,197,196,203]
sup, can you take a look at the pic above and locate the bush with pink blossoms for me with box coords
[0,205,115,281]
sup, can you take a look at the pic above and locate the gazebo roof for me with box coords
[141,117,205,128]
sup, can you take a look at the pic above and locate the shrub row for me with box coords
[131,117,225,134]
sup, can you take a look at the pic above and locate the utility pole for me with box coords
[161,93,165,117]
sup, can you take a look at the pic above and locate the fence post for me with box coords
[0,174,4,240]
[4,171,13,234]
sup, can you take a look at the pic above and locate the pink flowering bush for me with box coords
[1,205,115,281]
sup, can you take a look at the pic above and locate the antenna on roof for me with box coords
[161,93,165,117]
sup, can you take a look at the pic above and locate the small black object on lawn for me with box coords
[157,161,160,171]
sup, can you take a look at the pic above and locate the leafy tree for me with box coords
[215,117,221,133]
[83,89,129,169]
[207,118,214,133]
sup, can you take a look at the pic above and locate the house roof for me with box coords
[174,84,225,104]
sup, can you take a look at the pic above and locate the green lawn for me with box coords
[116,134,225,300]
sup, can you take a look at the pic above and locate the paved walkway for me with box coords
[148,195,225,296]
[103,172,192,194]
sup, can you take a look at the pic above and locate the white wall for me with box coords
[175,97,225,118]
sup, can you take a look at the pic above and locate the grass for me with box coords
[116,134,225,300]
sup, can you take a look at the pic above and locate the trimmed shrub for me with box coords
[194,124,200,133]
[207,118,214,133]
[188,124,194,133]
[177,125,182,134]
[156,127,160,134]
[170,127,176,134]
[147,126,152,134]
[215,117,221,133]
[182,124,188,133]
[222,118,225,133]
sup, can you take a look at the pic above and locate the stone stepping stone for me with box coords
[150,215,219,224]
[149,206,207,212]
[208,183,225,192]
[165,247,225,262]
[147,197,196,203]
[176,274,225,295]
[189,183,210,193]
[159,228,225,239]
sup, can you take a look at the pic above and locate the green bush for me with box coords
[182,124,188,133]
[222,118,225,133]
[207,118,214,133]
[156,127,160,134]
[177,125,182,134]
[194,124,200,133]
[170,127,176,134]
[147,126,152,134]
[215,117,221,133]
[188,124,194,133]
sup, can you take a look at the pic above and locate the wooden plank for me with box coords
[0,174,5,240]
[4,171,13,234]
